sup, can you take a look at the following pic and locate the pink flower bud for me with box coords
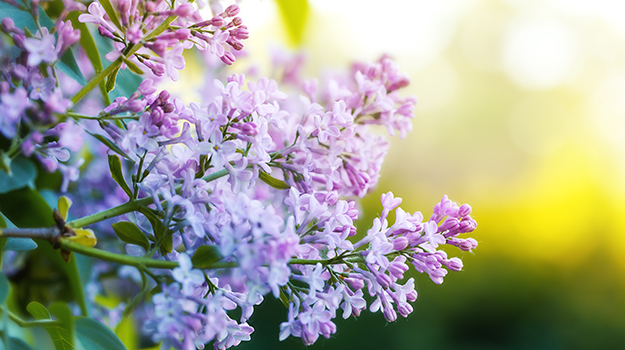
[220,51,235,65]
[383,306,397,322]
[375,272,392,289]
[12,34,25,49]
[228,39,243,51]
[223,4,240,17]
[175,3,194,17]
[446,257,463,271]
[392,236,408,251]
[325,191,338,206]
[98,25,116,40]
[345,277,364,290]
[397,303,413,317]
[231,16,242,27]
[407,290,418,302]
[458,204,472,217]
[174,28,191,41]
[145,1,157,12]
[240,122,257,136]
[1,18,16,34]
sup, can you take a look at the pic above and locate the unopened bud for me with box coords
[220,51,235,65]
[392,236,408,251]
[458,204,472,217]
[223,4,240,17]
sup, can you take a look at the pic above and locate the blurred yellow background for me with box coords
[175,0,625,348]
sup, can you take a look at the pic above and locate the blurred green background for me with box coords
[178,0,625,348]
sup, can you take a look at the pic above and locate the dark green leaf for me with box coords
[258,171,291,190]
[75,317,128,350]
[0,188,89,316]
[98,0,122,32]
[111,221,149,251]
[106,66,120,93]
[85,131,131,160]
[275,0,310,45]
[279,287,289,308]
[0,187,55,228]
[108,155,133,198]
[0,156,37,194]
[8,338,35,350]
[137,207,172,254]
[28,302,75,350]
[110,66,142,100]
[49,302,75,350]
[58,46,87,86]
[67,14,108,104]
[0,274,9,304]
[4,237,37,251]
[191,245,223,269]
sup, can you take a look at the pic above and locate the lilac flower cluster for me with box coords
[85,54,477,347]
[0,1,479,349]
[79,1,247,79]
[0,18,84,190]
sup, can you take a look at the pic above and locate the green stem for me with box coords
[60,239,238,269]
[67,169,229,228]
[59,239,361,271]
[0,308,62,328]
[69,16,178,105]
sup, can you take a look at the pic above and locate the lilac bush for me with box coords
[0,1,478,349]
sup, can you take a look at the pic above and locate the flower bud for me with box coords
[223,4,240,17]
[458,204,472,217]
[1,18,16,34]
[407,290,418,302]
[345,277,364,290]
[175,3,195,17]
[220,51,235,65]
[383,306,397,322]
[397,303,413,317]
[392,236,408,251]
[446,257,463,271]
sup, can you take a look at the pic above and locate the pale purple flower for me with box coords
[29,75,56,100]
[23,28,58,66]
[172,253,205,296]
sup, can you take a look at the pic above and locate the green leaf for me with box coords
[105,66,120,93]
[75,317,128,350]
[8,338,35,350]
[191,245,223,269]
[274,0,310,45]
[0,190,89,316]
[4,237,37,251]
[0,274,9,305]
[0,187,55,228]
[0,157,37,194]
[114,316,137,350]
[258,171,291,190]
[98,0,122,32]
[85,131,131,160]
[67,14,109,105]
[137,207,172,254]
[108,155,133,198]
[27,302,75,350]
[58,46,87,86]
[111,221,150,252]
